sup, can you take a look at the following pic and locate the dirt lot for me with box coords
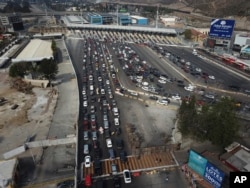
[0,72,58,161]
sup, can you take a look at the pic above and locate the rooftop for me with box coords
[130,15,147,19]
[12,39,53,63]
[0,158,18,185]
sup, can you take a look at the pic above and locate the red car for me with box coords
[85,175,92,186]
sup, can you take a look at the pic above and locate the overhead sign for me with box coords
[188,150,208,177]
[204,162,225,188]
[209,19,235,39]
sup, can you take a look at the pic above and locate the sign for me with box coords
[204,162,225,188]
[187,150,207,177]
[209,19,235,39]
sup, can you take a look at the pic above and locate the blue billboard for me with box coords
[209,19,235,39]
[188,150,207,177]
[204,162,225,188]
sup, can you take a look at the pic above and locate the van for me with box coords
[84,144,89,154]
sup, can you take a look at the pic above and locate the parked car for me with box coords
[120,150,127,163]
[116,139,124,150]
[84,144,89,154]
[111,163,118,175]
[123,170,132,183]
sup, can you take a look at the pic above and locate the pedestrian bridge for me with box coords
[3,137,76,159]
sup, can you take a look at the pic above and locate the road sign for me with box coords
[209,19,235,39]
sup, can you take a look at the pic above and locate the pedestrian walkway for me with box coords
[82,151,178,179]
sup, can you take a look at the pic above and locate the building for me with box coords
[130,15,148,25]
[160,16,179,26]
[220,142,250,172]
[0,14,24,32]
[234,33,250,47]
[86,13,103,25]
[62,15,89,25]
[118,14,131,25]
[99,13,113,25]
[0,158,19,188]
[12,39,53,63]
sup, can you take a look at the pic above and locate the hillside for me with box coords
[118,0,250,17]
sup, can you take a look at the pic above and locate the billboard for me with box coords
[188,150,207,177]
[209,19,235,39]
[204,162,225,188]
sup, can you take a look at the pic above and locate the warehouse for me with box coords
[130,15,148,25]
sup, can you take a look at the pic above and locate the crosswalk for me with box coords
[83,151,178,179]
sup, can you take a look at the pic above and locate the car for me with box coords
[116,139,124,150]
[85,155,91,168]
[113,176,121,188]
[113,107,119,116]
[94,159,102,175]
[106,80,110,85]
[98,76,102,82]
[103,114,108,121]
[90,114,96,122]
[171,95,181,100]
[57,180,74,188]
[120,150,127,162]
[82,89,86,95]
[84,131,89,141]
[130,91,138,96]
[104,129,110,138]
[115,127,121,135]
[84,144,89,155]
[114,117,119,126]
[157,99,168,105]
[101,89,105,95]
[208,75,215,80]
[158,79,166,84]
[104,120,109,129]
[195,67,202,72]
[90,105,95,113]
[149,95,158,100]
[204,93,215,99]
[123,170,132,183]
[111,163,118,175]
[109,148,115,159]
[106,138,112,148]
[83,101,88,107]
[92,131,97,140]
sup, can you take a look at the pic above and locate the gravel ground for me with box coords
[117,95,177,148]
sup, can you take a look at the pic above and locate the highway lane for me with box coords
[164,46,250,90]
[130,44,191,96]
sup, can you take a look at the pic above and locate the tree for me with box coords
[38,59,58,81]
[178,95,240,148]
[9,62,31,77]
[184,29,192,40]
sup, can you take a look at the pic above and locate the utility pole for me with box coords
[156,4,159,28]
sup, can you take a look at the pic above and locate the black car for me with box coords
[113,176,121,188]
[94,159,102,175]
[149,95,158,100]
[120,150,127,163]
[116,139,124,150]
[57,180,74,188]
[115,127,121,135]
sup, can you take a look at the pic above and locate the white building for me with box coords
[234,33,250,47]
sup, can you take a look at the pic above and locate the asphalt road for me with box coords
[163,46,250,90]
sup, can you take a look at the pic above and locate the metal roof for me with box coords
[12,39,53,63]
[0,158,18,185]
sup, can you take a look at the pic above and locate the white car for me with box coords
[101,89,105,95]
[172,95,181,100]
[83,101,88,107]
[158,79,166,84]
[113,107,119,116]
[98,77,102,82]
[209,75,215,80]
[123,170,132,183]
[82,89,86,95]
[114,118,119,126]
[157,99,168,105]
[130,91,138,96]
[106,138,112,148]
[84,155,91,168]
[195,68,202,72]
[106,80,110,85]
